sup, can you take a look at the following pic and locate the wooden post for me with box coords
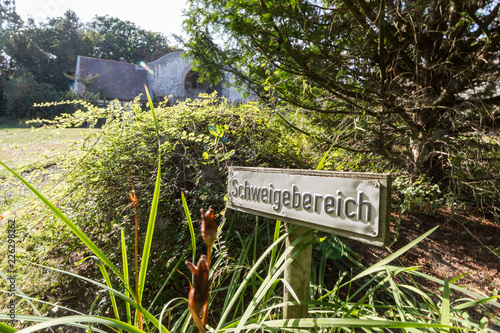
[283,224,312,319]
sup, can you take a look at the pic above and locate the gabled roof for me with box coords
[75,56,149,102]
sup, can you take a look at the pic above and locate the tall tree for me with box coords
[86,15,174,63]
[5,10,88,91]
[0,0,20,69]
[182,0,500,209]
[0,0,21,114]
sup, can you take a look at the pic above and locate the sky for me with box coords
[15,0,188,42]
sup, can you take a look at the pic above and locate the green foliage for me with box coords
[38,93,314,313]
[181,0,500,215]
[5,11,88,91]
[86,15,176,63]
[0,0,20,34]
[1,94,498,332]
[0,0,21,77]
[443,134,500,217]
[393,174,455,214]
[3,72,99,120]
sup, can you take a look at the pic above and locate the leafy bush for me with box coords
[42,93,315,311]
[3,72,99,120]
[392,174,455,214]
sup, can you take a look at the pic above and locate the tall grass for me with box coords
[1,91,498,332]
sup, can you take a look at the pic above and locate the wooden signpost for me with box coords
[226,167,392,319]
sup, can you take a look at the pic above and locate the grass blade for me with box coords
[353,226,439,281]
[137,87,162,307]
[411,271,500,310]
[0,290,85,316]
[233,230,318,333]
[0,161,123,281]
[215,231,290,331]
[397,284,439,312]
[233,317,454,330]
[96,260,121,330]
[387,269,407,325]
[121,230,132,325]
[0,321,17,332]
[137,160,161,304]
[0,313,109,332]
[316,146,332,170]
[441,277,450,332]
[218,237,252,322]
[268,220,282,276]
[14,315,146,333]
[0,270,43,318]
[158,298,187,333]
[144,85,160,151]
[181,192,196,264]
[343,267,415,318]
[451,295,500,311]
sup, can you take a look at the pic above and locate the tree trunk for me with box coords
[408,108,448,180]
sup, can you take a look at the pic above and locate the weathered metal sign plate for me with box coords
[227,167,391,247]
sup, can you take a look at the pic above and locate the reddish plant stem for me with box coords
[130,187,143,329]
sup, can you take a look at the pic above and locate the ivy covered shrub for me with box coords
[45,93,315,310]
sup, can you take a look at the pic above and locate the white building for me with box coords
[74,52,246,105]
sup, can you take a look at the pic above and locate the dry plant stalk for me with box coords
[186,255,210,333]
[129,187,143,330]
[186,207,217,332]
[200,208,217,266]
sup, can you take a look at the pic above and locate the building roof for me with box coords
[75,56,149,102]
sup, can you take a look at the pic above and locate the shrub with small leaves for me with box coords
[42,92,315,313]
[392,174,455,214]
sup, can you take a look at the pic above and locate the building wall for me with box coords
[75,52,249,104]
[147,52,247,103]
[147,52,189,100]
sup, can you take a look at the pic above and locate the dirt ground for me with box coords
[363,210,500,293]
[349,209,500,326]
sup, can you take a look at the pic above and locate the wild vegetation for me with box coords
[182,0,500,217]
[0,93,498,332]
[0,0,499,331]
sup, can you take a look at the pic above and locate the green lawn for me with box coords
[0,127,92,174]
[0,125,94,317]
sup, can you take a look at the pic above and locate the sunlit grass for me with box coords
[0,127,94,175]
[0,126,98,311]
